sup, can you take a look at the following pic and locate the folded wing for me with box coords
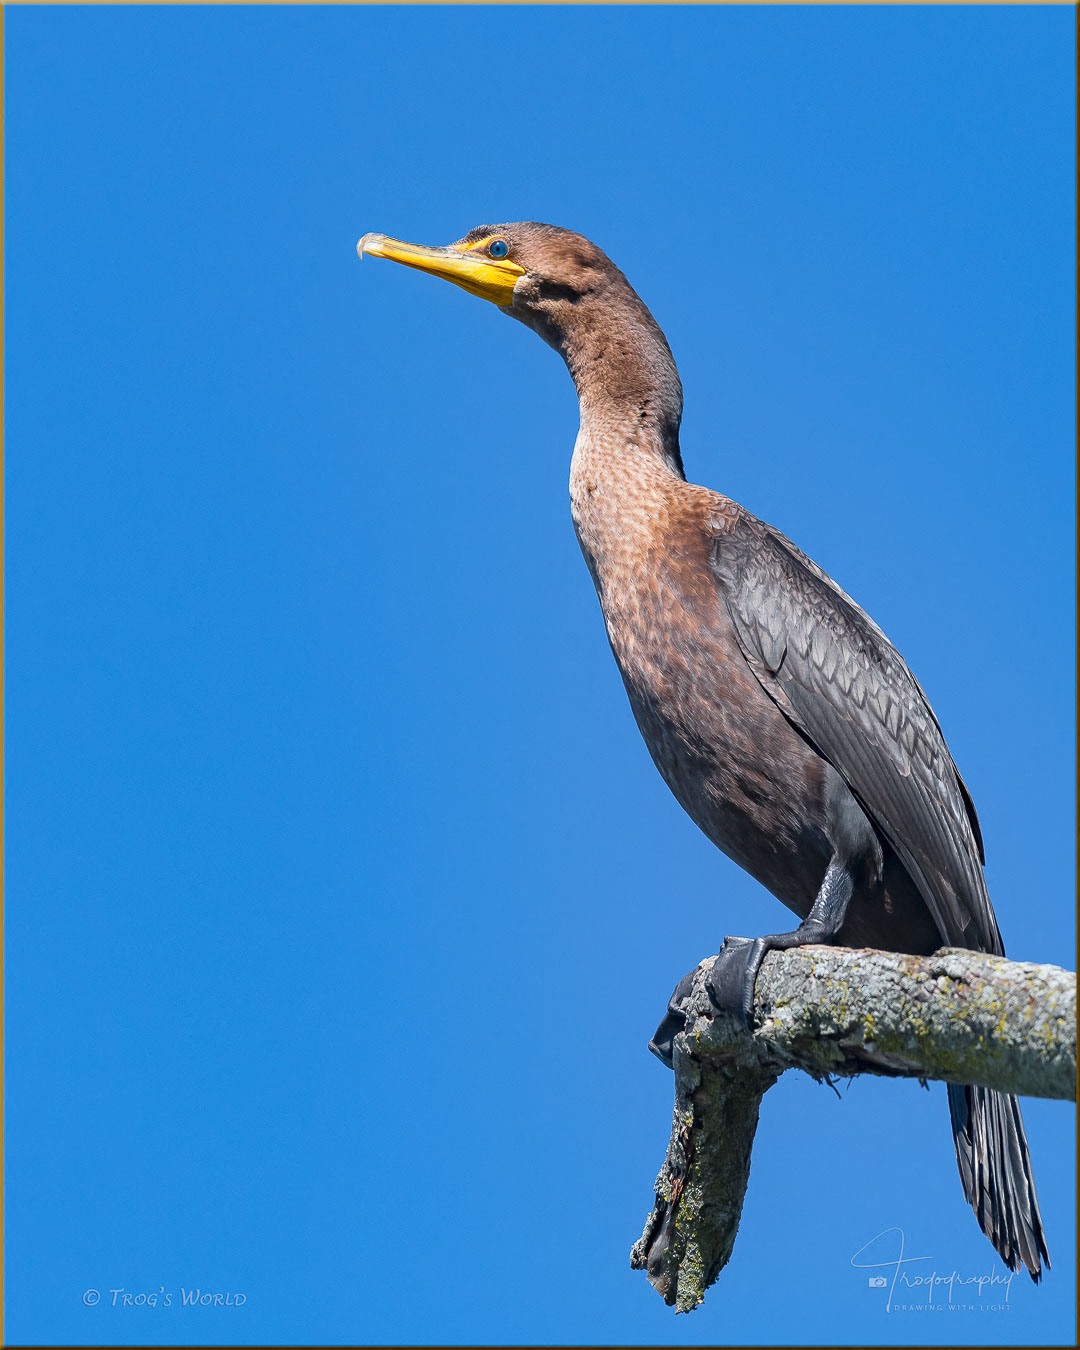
[709,509,1001,955]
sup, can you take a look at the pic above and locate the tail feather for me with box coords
[948,1082,1050,1281]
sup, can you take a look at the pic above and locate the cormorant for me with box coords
[356,221,1049,1280]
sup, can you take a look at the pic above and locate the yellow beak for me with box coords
[357,232,526,307]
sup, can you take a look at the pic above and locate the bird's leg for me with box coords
[706,859,856,1027]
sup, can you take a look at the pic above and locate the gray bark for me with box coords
[630,945,1075,1313]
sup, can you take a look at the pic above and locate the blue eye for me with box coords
[488,239,509,259]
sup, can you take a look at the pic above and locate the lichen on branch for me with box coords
[631,945,1075,1313]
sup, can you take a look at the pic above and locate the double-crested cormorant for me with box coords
[356,222,1049,1280]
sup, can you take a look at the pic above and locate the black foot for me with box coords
[702,861,859,1032]
[648,969,698,1069]
[704,934,763,1029]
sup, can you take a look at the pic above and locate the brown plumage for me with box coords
[357,220,1049,1280]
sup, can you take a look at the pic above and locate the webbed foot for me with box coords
[704,934,762,1028]
[648,968,698,1068]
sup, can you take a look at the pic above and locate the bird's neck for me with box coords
[563,313,689,584]
[517,289,686,479]
[565,325,685,481]
[573,396,685,485]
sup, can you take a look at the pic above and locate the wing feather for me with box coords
[710,508,1001,954]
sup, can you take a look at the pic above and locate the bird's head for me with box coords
[357,221,683,467]
[357,221,656,354]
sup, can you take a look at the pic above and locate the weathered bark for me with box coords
[630,945,1076,1313]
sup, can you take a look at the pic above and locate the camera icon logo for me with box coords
[867,1276,888,1288]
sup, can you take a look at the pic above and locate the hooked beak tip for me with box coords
[356,232,382,260]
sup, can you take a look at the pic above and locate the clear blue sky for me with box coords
[5,5,1075,1346]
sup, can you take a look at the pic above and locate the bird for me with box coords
[356,221,1049,1280]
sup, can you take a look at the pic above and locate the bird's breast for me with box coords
[569,439,734,700]
[569,446,830,911]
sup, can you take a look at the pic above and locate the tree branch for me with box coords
[630,945,1076,1313]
